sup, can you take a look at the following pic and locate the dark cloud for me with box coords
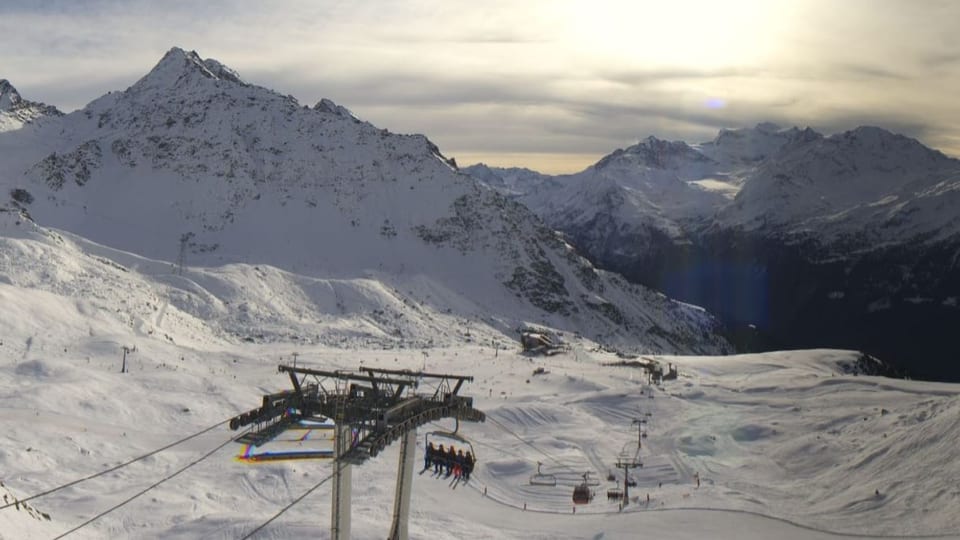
[600,67,757,85]
[923,53,960,69]
[834,63,910,81]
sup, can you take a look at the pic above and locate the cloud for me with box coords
[1,0,958,171]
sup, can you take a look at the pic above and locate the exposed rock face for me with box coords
[0,79,63,131]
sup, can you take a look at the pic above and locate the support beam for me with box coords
[615,458,641,506]
[288,370,302,396]
[388,429,417,540]
[332,423,352,540]
[278,365,412,388]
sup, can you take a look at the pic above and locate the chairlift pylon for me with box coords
[529,461,557,487]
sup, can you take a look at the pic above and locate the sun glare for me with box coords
[561,0,786,70]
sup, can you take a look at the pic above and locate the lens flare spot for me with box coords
[705,97,727,109]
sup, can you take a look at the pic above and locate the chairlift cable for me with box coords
[52,432,238,539]
[428,422,524,460]
[485,416,581,475]
[0,417,231,511]
[238,464,339,540]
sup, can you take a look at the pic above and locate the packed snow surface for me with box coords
[1,215,959,539]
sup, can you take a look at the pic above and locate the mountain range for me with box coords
[466,123,960,380]
[0,47,731,356]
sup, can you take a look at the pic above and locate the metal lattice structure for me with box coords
[230,365,484,462]
[229,364,485,539]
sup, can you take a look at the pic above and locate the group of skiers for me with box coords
[424,441,475,480]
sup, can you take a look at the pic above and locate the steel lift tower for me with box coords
[229,365,485,540]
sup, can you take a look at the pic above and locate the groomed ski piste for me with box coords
[2,214,960,539]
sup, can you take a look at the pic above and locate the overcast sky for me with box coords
[2,0,958,173]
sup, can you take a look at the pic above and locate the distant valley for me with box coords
[467,124,960,381]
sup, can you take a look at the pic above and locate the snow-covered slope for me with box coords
[473,123,960,249]
[514,136,730,256]
[721,126,960,245]
[469,125,960,380]
[461,163,558,197]
[0,80,62,132]
[470,125,821,250]
[695,122,817,167]
[0,47,731,356]
[1,235,958,539]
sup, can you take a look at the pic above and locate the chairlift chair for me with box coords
[425,418,478,470]
[423,418,477,461]
[572,472,595,504]
[424,430,476,457]
[529,461,557,486]
[607,487,624,500]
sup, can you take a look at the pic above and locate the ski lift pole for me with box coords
[632,418,643,449]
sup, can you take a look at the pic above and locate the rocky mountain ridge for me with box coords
[469,124,960,380]
[0,79,62,132]
[0,47,731,355]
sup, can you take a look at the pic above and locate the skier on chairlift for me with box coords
[453,449,465,479]
[446,445,457,476]
[435,444,446,474]
[425,441,436,471]
[463,450,475,480]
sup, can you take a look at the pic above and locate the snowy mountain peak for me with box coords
[713,122,791,144]
[314,97,358,120]
[834,126,948,161]
[723,124,960,236]
[131,47,248,93]
[755,121,782,133]
[0,79,63,131]
[793,126,823,143]
[596,136,708,171]
[771,125,957,176]
[200,57,244,84]
[0,79,22,110]
[704,123,819,164]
